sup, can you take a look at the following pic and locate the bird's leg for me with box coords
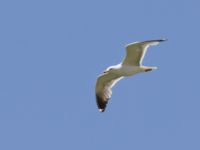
[144,68,153,72]
[143,66,157,72]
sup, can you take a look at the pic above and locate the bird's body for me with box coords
[107,65,151,76]
[95,39,166,112]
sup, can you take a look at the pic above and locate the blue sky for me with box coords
[0,0,200,149]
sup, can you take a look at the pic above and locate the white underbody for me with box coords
[110,64,157,77]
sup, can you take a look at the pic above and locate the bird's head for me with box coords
[103,66,114,73]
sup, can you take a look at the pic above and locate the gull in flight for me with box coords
[95,39,166,112]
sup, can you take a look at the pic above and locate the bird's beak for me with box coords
[103,71,107,73]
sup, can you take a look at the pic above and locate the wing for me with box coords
[95,72,123,112]
[122,39,166,66]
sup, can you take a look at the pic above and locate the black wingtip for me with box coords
[96,95,108,113]
[141,38,168,44]
[158,38,168,42]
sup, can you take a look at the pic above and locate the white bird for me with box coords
[95,39,166,112]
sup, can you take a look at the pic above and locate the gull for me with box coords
[95,39,166,112]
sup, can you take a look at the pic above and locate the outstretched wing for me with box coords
[122,39,166,66]
[95,72,123,112]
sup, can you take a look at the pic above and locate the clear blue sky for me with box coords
[0,0,200,149]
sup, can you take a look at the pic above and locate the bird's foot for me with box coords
[144,68,153,72]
